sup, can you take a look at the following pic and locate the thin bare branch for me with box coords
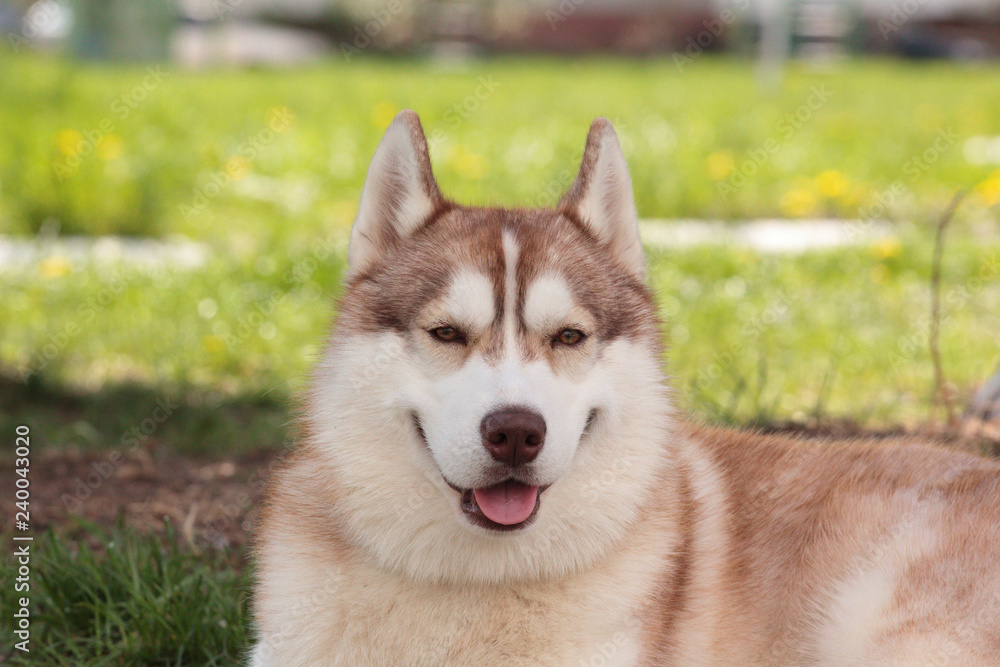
[929,190,966,427]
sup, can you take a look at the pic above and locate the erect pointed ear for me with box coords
[558,118,644,279]
[347,110,443,275]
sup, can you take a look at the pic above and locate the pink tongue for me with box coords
[473,481,539,525]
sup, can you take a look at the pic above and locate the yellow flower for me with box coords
[39,256,72,278]
[779,188,817,217]
[97,134,123,161]
[372,101,398,129]
[201,335,224,354]
[815,170,849,200]
[974,169,1000,207]
[869,236,902,260]
[57,129,83,156]
[225,155,252,180]
[450,146,487,180]
[705,150,734,180]
[869,264,891,285]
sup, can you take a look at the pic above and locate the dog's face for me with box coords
[309,112,673,583]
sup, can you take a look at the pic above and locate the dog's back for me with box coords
[662,426,1000,664]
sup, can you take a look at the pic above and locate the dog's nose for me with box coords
[480,408,545,466]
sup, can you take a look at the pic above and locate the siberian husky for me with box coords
[251,111,1000,665]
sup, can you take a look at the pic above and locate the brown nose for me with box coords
[480,408,545,466]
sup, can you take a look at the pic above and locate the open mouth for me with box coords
[411,412,547,531]
[459,480,544,531]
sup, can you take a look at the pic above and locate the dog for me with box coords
[250,111,1000,665]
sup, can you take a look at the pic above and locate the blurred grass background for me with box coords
[3,54,1000,237]
[2,49,1000,666]
[1,52,1000,453]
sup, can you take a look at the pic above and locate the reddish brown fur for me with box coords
[341,205,660,361]
[253,112,1000,666]
[634,425,1000,664]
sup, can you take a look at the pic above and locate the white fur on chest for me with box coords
[253,536,661,667]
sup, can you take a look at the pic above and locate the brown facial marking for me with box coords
[513,210,659,342]
[336,204,661,369]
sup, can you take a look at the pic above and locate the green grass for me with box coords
[0,522,251,665]
[2,53,1000,240]
[2,53,1000,450]
[651,227,1000,426]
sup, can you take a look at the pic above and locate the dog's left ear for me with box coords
[559,119,644,278]
[348,110,443,276]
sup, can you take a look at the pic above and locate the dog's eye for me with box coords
[430,326,463,343]
[554,329,585,347]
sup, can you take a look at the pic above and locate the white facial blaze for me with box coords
[501,231,519,352]
[440,270,494,334]
[523,273,577,334]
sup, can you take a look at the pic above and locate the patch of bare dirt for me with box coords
[1,443,284,562]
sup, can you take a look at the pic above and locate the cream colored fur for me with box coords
[251,112,1000,666]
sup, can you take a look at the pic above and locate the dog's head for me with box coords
[308,111,675,583]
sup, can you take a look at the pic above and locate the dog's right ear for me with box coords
[347,110,443,276]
